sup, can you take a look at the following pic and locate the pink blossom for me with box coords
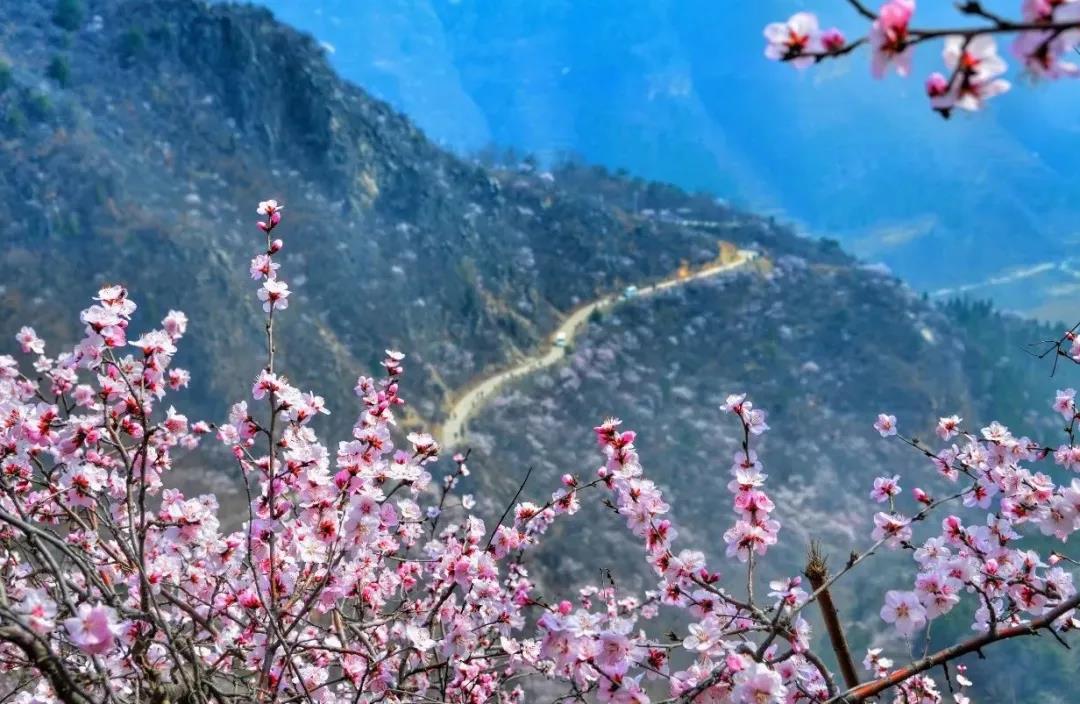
[936,415,962,440]
[595,625,636,675]
[732,663,786,704]
[407,431,439,460]
[162,310,188,339]
[914,571,960,618]
[252,370,282,400]
[1054,443,1080,471]
[682,620,722,652]
[60,464,105,508]
[724,518,780,561]
[257,279,290,312]
[168,368,191,390]
[744,406,769,435]
[1054,388,1076,419]
[763,12,820,69]
[1022,0,1080,23]
[723,394,770,434]
[63,603,122,655]
[863,647,893,675]
[821,28,846,53]
[256,199,282,216]
[15,327,44,355]
[870,0,916,78]
[1070,332,1080,362]
[1013,29,1080,78]
[880,590,927,635]
[19,590,56,634]
[926,71,953,113]
[939,35,1012,111]
[250,253,280,280]
[874,413,897,437]
[872,511,912,548]
[256,200,283,232]
[870,475,902,503]
[767,576,807,609]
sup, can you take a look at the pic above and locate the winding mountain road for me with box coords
[438,249,758,446]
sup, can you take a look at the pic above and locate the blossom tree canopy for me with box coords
[0,197,1079,704]
[764,1,1080,117]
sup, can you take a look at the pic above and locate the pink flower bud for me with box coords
[561,473,576,487]
[270,239,284,253]
[257,221,270,232]
[699,568,720,584]
[821,28,845,52]
[557,600,572,615]
[913,487,931,504]
[1050,553,1062,565]
[925,72,949,98]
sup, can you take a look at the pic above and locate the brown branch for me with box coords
[484,463,530,550]
[955,1,1010,25]
[909,19,1080,42]
[785,19,1080,65]
[804,543,860,691]
[845,0,877,21]
[831,592,1080,702]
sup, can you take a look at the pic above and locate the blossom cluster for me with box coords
[859,403,1080,701]
[530,410,827,703]
[0,202,565,703]
[0,197,1077,703]
[764,1,1080,116]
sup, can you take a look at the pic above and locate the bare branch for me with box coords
[805,543,860,691]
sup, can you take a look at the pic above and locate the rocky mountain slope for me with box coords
[0,0,1074,698]
[0,0,759,431]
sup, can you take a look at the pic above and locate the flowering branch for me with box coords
[765,1,1080,117]
[833,591,1080,702]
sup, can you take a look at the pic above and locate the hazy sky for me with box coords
[254,0,1080,316]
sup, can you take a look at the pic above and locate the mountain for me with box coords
[254,0,1080,320]
[0,0,750,429]
[0,0,1075,698]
